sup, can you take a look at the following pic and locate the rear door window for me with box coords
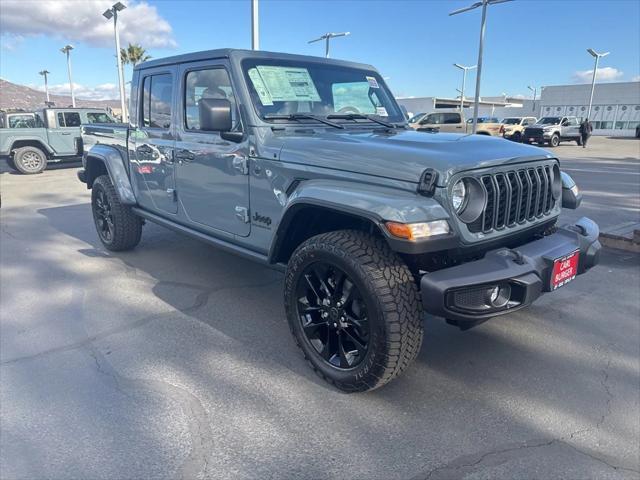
[442,113,461,124]
[141,74,173,129]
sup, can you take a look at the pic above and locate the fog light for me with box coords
[486,284,511,308]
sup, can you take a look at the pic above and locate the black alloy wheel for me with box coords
[295,262,370,369]
[93,187,115,244]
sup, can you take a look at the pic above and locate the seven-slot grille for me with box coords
[468,164,556,233]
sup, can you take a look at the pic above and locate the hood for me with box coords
[278,129,553,185]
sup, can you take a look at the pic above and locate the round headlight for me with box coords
[453,177,486,224]
[452,180,467,212]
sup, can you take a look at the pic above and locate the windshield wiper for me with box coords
[327,113,399,129]
[264,113,344,129]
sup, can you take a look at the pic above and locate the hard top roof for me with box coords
[135,48,376,72]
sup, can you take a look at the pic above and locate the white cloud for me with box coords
[30,82,128,101]
[0,33,24,51]
[0,0,176,49]
[573,67,624,83]
[632,75,640,82]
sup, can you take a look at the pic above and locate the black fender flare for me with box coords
[84,144,137,205]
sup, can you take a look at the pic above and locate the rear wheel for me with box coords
[284,230,424,392]
[550,134,560,147]
[13,146,47,174]
[91,175,142,251]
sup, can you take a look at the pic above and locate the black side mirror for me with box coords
[199,98,232,132]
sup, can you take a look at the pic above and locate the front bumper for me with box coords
[420,217,601,324]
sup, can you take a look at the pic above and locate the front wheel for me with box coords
[13,146,47,174]
[91,175,142,251]
[549,134,560,147]
[512,131,522,143]
[284,230,424,392]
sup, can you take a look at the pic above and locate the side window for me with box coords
[422,113,440,124]
[58,112,81,127]
[86,112,114,123]
[141,74,173,129]
[184,68,238,131]
[443,113,461,124]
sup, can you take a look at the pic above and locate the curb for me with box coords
[599,221,640,253]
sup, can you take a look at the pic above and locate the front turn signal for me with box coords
[385,220,450,241]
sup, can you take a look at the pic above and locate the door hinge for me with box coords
[235,206,249,223]
[232,155,249,175]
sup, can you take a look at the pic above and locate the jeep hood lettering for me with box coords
[278,129,553,185]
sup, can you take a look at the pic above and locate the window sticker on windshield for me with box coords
[366,76,379,88]
[376,107,388,117]
[248,68,274,106]
[255,66,321,102]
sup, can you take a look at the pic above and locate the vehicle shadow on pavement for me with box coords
[27,202,640,479]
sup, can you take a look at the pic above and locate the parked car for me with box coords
[413,111,505,136]
[522,116,582,147]
[501,116,538,142]
[78,49,599,392]
[0,108,116,174]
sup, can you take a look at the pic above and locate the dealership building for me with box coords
[396,81,640,136]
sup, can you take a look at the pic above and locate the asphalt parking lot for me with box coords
[1,136,639,480]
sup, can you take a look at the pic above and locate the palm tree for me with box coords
[120,44,151,66]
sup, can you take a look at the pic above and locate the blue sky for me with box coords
[1,0,639,100]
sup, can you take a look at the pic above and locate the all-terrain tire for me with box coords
[91,174,142,251]
[13,146,47,174]
[284,230,424,392]
[550,134,560,147]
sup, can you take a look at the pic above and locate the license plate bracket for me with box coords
[551,250,580,290]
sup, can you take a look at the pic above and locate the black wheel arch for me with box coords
[269,202,384,264]
[10,140,51,158]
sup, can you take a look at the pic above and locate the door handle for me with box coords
[61,132,72,135]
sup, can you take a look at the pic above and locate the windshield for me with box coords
[408,113,426,123]
[538,117,561,125]
[241,59,404,124]
[502,118,521,125]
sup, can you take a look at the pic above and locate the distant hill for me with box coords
[0,79,120,111]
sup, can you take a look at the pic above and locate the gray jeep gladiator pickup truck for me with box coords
[78,49,600,392]
[1,108,115,174]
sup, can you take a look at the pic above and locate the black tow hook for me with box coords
[509,249,526,265]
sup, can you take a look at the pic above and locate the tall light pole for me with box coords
[60,45,75,107]
[251,0,259,50]
[527,85,537,112]
[453,63,476,112]
[586,48,610,120]
[308,32,350,58]
[450,0,513,133]
[103,2,128,123]
[39,70,51,103]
